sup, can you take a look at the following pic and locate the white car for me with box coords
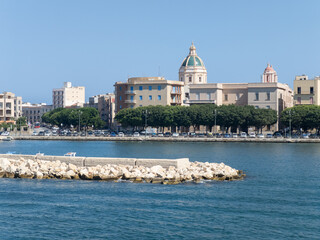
[32,131,38,136]
[118,132,124,137]
[240,132,247,138]
[1,131,10,136]
[249,132,256,138]
[172,132,179,137]
[257,134,264,138]
[133,132,140,137]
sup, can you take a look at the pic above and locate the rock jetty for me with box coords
[0,157,245,184]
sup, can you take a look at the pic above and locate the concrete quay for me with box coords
[3,135,320,143]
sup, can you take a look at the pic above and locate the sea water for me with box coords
[0,141,319,239]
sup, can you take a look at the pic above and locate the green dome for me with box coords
[181,56,204,67]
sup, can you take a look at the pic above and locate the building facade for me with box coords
[53,82,85,109]
[293,75,320,105]
[114,77,185,113]
[0,92,22,123]
[22,103,53,124]
[187,64,293,131]
[85,93,115,129]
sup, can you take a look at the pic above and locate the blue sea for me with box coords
[0,140,319,239]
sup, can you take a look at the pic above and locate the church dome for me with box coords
[180,43,205,67]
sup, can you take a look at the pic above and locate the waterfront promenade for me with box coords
[3,135,320,143]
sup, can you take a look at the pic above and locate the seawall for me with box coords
[0,154,190,169]
[4,135,320,143]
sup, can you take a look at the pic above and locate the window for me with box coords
[119,96,122,101]
[180,77,183,81]
[199,77,202,82]
[139,96,143,100]
[266,92,270,101]
[297,97,301,104]
[149,95,152,100]
[119,86,122,91]
[207,93,211,100]
[189,77,192,83]
[158,85,161,91]
[297,87,301,94]
[224,94,228,101]
[130,96,134,101]
[149,86,152,91]
[255,106,259,109]
[130,86,134,91]
[158,95,161,100]
[130,105,133,108]
[266,106,270,109]
[139,86,143,91]
[255,93,259,101]
[310,87,314,94]
[196,93,200,100]
[119,105,122,109]
[235,93,239,101]
[310,97,314,104]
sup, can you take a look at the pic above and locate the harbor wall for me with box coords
[0,154,190,169]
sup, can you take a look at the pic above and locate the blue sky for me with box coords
[1,0,319,103]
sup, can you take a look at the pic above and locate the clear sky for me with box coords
[1,0,319,103]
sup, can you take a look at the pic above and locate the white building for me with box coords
[22,103,53,124]
[52,82,85,109]
[0,92,22,123]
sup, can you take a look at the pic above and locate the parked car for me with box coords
[172,132,179,137]
[231,133,238,138]
[223,133,231,138]
[302,133,309,139]
[249,132,256,138]
[164,132,171,137]
[80,132,86,137]
[32,131,38,136]
[118,132,124,137]
[181,132,188,137]
[110,132,117,137]
[197,133,206,138]
[189,132,196,137]
[257,133,264,138]
[207,132,213,138]
[273,132,283,138]
[38,131,45,136]
[133,132,140,137]
[157,133,164,137]
[240,132,247,138]
[266,133,273,138]
[215,133,222,138]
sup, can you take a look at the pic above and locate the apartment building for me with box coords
[293,75,320,105]
[53,82,85,109]
[85,93,115,129]
[0,92,22,123]
[22,103,53,124]
[114,77,185,113]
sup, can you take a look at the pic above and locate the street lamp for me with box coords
[214,109,217,137]
[144,109,148,139]
[77,110,83,132]
[289,109,294,139]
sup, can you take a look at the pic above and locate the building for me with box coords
[85,93,115,129]
[114,77,185,113]
[22,103,53,124]
[187,64,293,131]
[0,92,22,123]
[293,75,320,105]
[179,43,207,100]
[52,82,85,109]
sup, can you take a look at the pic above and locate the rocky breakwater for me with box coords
[0,157,245,184]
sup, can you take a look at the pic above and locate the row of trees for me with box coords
[115,104,277,133]
[280,105,320,132]
[42,107,105,129]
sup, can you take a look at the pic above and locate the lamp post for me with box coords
[214,109,217,137]
[78,110,83,133]
[289,109,293,139]
[144,109,148,139]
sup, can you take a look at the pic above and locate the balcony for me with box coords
[125,91,136,95]
[125,100,137,104]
